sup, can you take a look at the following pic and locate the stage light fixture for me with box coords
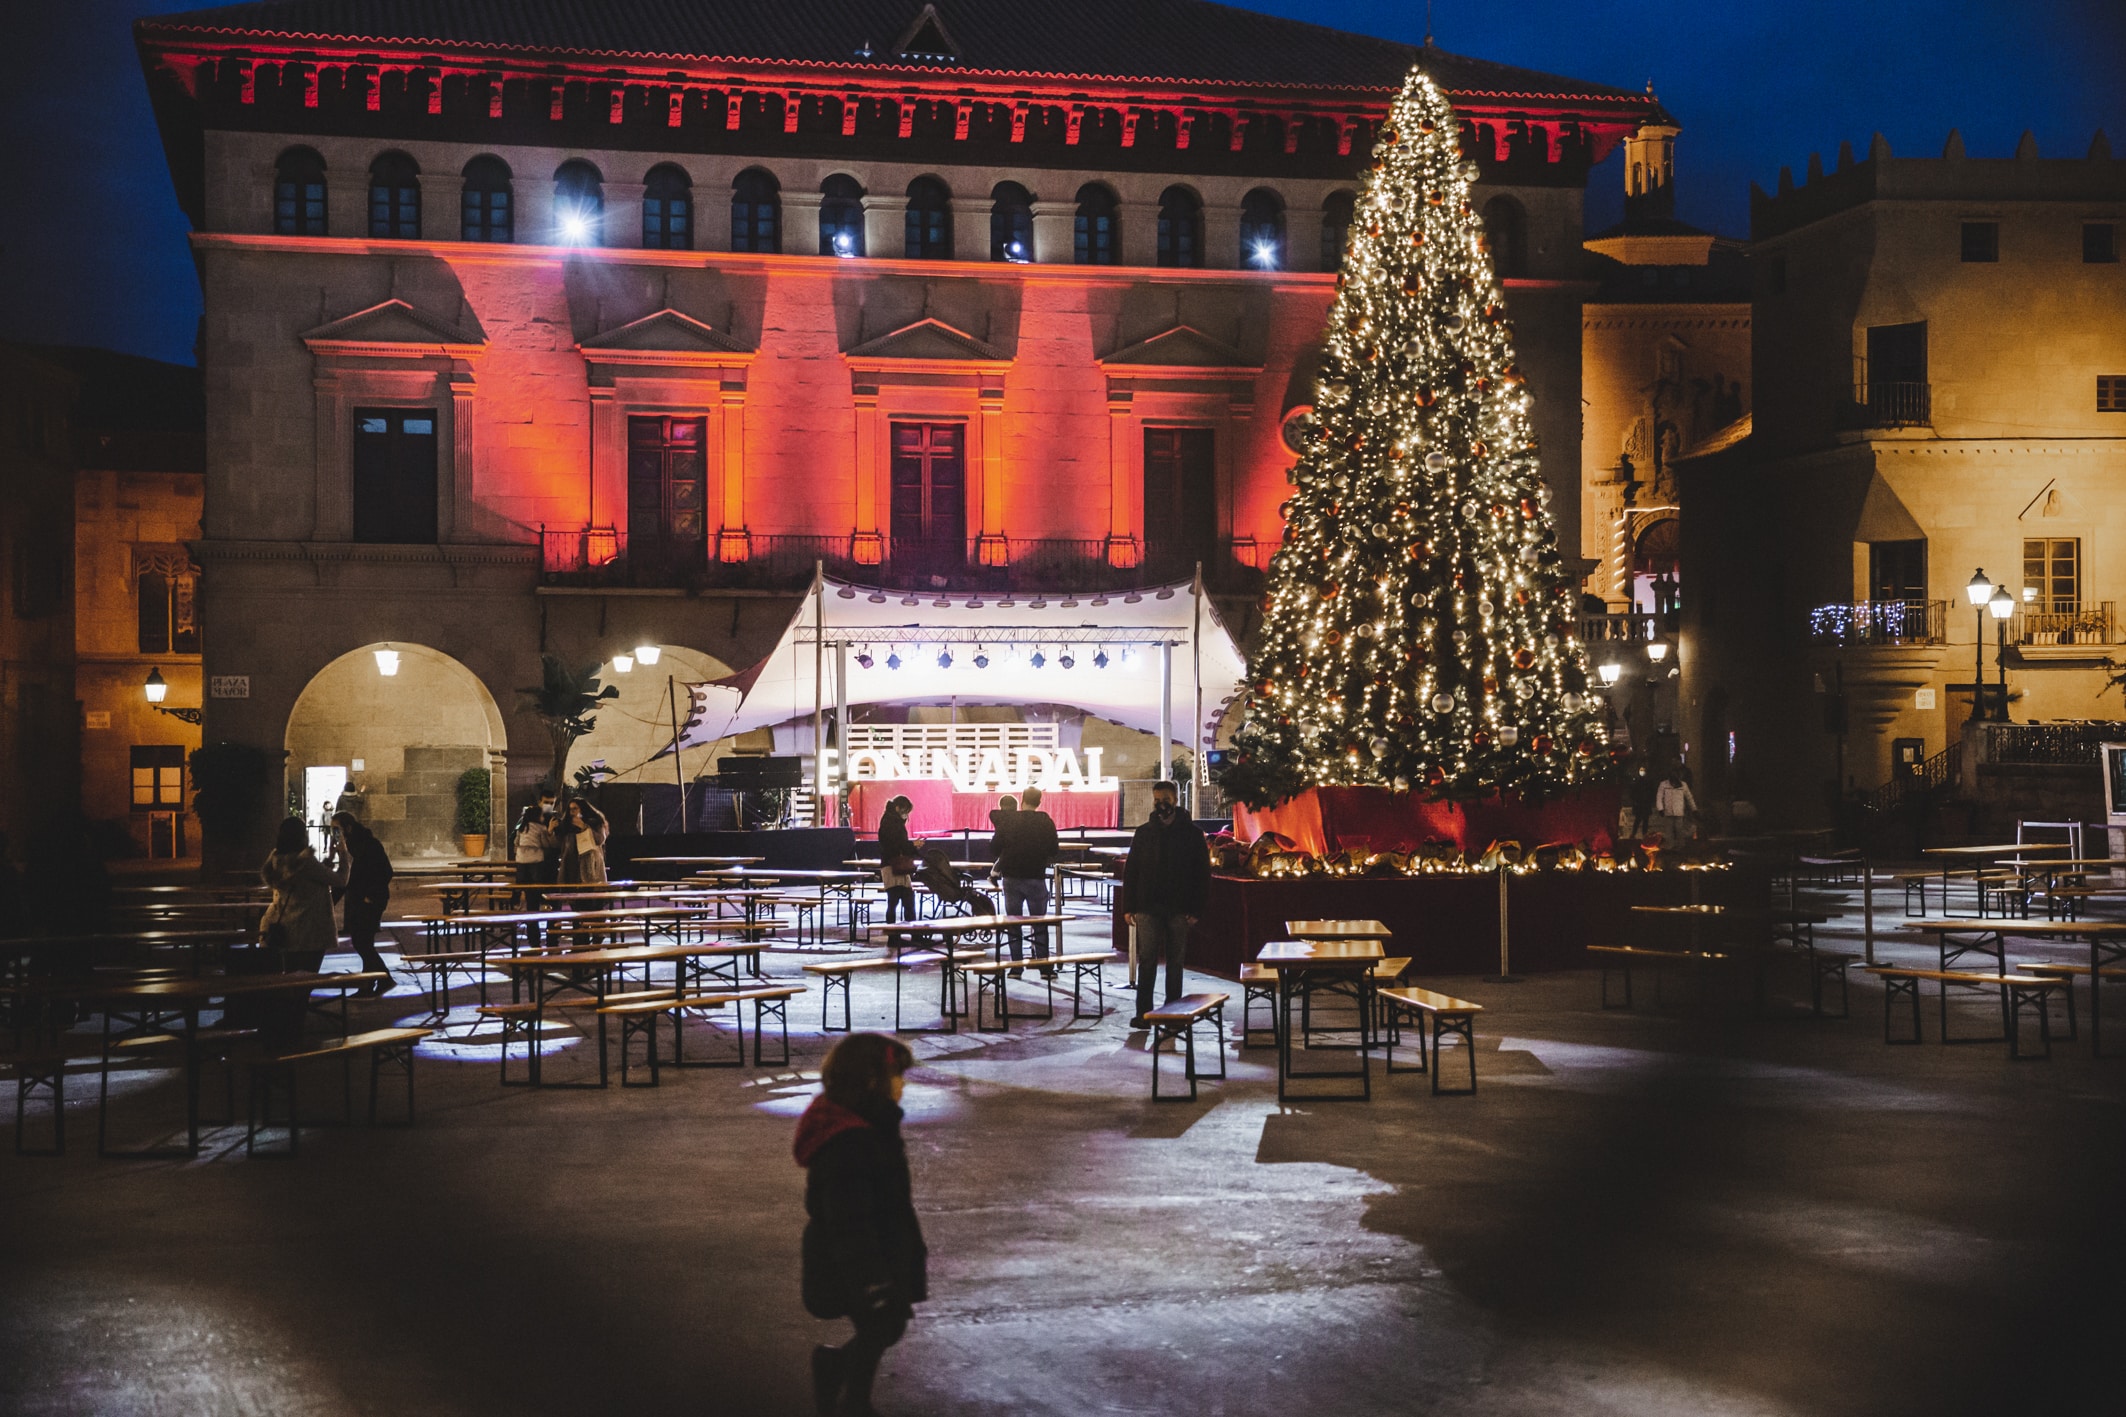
[886,651,903,671]
[1058,652,1075,669]
[937,650,953,668]
[974,650,990,669]
[1030,651,1046,669]
[855,649,875,669]
[1093,650,1110,669]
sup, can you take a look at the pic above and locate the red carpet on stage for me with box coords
[1232,784,1621,856]
[849,780,1119,835]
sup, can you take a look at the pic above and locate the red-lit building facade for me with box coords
[137,0,1662,853]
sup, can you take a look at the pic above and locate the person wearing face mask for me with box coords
[1122,780,1210,1029]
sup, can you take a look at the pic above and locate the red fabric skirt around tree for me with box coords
[1231,784,1620,857]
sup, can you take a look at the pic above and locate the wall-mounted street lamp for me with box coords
[142,667,203,725]
[1645,636,1670,664]
[1598,661,1624,687]
[611,653,635,674]
[634,644,662,666]
[1988,584,2016,721]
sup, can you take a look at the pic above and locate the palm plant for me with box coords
[517,655,618,790]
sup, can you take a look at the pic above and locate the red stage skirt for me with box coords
[849,780,1119,835]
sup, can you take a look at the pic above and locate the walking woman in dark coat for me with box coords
[329,812,394,992]
[795,1033,926,1417]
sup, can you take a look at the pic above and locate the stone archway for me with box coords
[285,644,506,860]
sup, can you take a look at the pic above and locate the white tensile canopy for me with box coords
[674,572,1249,756]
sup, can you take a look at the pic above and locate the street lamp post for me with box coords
[1965,569,1993,721]
[1988,585,2015,721]
[142,667,204,725]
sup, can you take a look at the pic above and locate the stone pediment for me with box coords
[579,307,751,357]
[845,318,1005,363]
[301,298,484,354]
[1100,325,1255,369]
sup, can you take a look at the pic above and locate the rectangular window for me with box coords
[136,569,200,654]
[2023,538,2080,612]
[2099,375,2126,412]
[351,409,439,543]
[625,415,708,570]
[1143,428,1217,570]
[2085,223,2119,264]
[1868,539,1928,604]
[130,744,186,810]
[888,422,966,548]
[1960,221,1999,262]
[11,534,64,619]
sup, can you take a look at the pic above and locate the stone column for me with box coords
[862,193,904,259]
[1285,206,1323,275]
[951,195,989,262]
[1105,388,1139,566]
[1029,200,1077,264]
[1203,201,1243,270]
[975,382,1008,565]
[603,182,646,248]
[1118,200,1160,268]
[850,382,884,564]
[715,381,750,561]
[783,190,824,257]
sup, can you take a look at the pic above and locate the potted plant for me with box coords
[455,766,492,858]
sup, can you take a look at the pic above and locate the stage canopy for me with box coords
[674,573,1249,754]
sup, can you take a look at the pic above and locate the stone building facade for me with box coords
[136,0,1662,856]
[1678,132,2126,824]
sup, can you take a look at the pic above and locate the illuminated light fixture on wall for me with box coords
[2023,585,2039,604]
[1598,661,1623,686]
[886,650,903,671]
[855,648,875,669]
[973,649,990,669]
[1005,240,1029,263]
[559,210,592,244]
[612,653,634,673]
[1250,240,1281,269]
[937,649,953,669]
[1645,636,1669,664]
[142,666,204,724]
[1058,651,1076,669]
[1030,651,1046,669]
[1093,650,1110,669]
[374,646,402,676]
[634,644,661,666]
[833,231,857,258]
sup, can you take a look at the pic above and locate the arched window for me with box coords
[367,152,420,239]
[819,174,865,257]
[460,156,513,242]
[553,160,604,244]
[273,147,327,236]
[642,164,693,249]
[990,182,1033,262]
[1074,184,1118,266]
[1321,190,1356,272]
[731,168,780,253]
[904,176,952,259]
[1157,186,1202,268]
[1482,195,1529,279]
[1239,188,1285,269]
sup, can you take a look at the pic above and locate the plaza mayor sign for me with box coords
[817,745,1120,794]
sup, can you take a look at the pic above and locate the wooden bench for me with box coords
[1862,967,2061,1059]
[1237,964,1280,1050]
[802,958,910,1032]
[680,985,805,1067]
[1891,870,1934,916]
[1378,986,1484,1095]
[1143,993,1228,1101]
[246,1026,434,1155]
[2014,962,2126,1043]
[307,971,393,1033]
[1587,943,1730,1010]
[955,952,1122,1032]
[1975,872,2031,919]
[3,1040,102,1156]
[475,995,630,1087]
[98,1025,257,1159]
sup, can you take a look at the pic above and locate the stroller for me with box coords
[917,847,994,918]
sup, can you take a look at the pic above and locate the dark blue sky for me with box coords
[4,0,2121,366]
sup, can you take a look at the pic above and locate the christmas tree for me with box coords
[1224,66,1608,809]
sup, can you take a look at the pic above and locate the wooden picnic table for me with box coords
[1922,843,2075,913]
[1902,918,2126,1055]
[490,941,769,1084]
[631,855,767,866]
[1283,918,1395,942]
[691,868,874,941]
[1258,937,1385,1102]
[1,927,255,977]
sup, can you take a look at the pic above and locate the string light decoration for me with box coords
[1223,67,1608,809]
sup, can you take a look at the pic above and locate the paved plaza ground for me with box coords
[4,889,2124,1416]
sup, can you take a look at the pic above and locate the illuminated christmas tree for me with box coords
[1224,67,1607,809]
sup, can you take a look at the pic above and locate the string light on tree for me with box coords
[1223,65,1607,808]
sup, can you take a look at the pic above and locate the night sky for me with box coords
[3,0,2120,367]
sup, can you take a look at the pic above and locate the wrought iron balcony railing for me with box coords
[1806,598,1946,646]
[538,528,1279,595]
[2013,601,2114,646]
[1840,381,1932,429]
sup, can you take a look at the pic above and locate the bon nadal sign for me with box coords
[818,745,1120,795]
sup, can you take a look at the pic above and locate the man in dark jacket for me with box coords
[993,786,1060,972]
[1123,779,1210,1028]
[329,812,394,992]
[796,1034,925,1417]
